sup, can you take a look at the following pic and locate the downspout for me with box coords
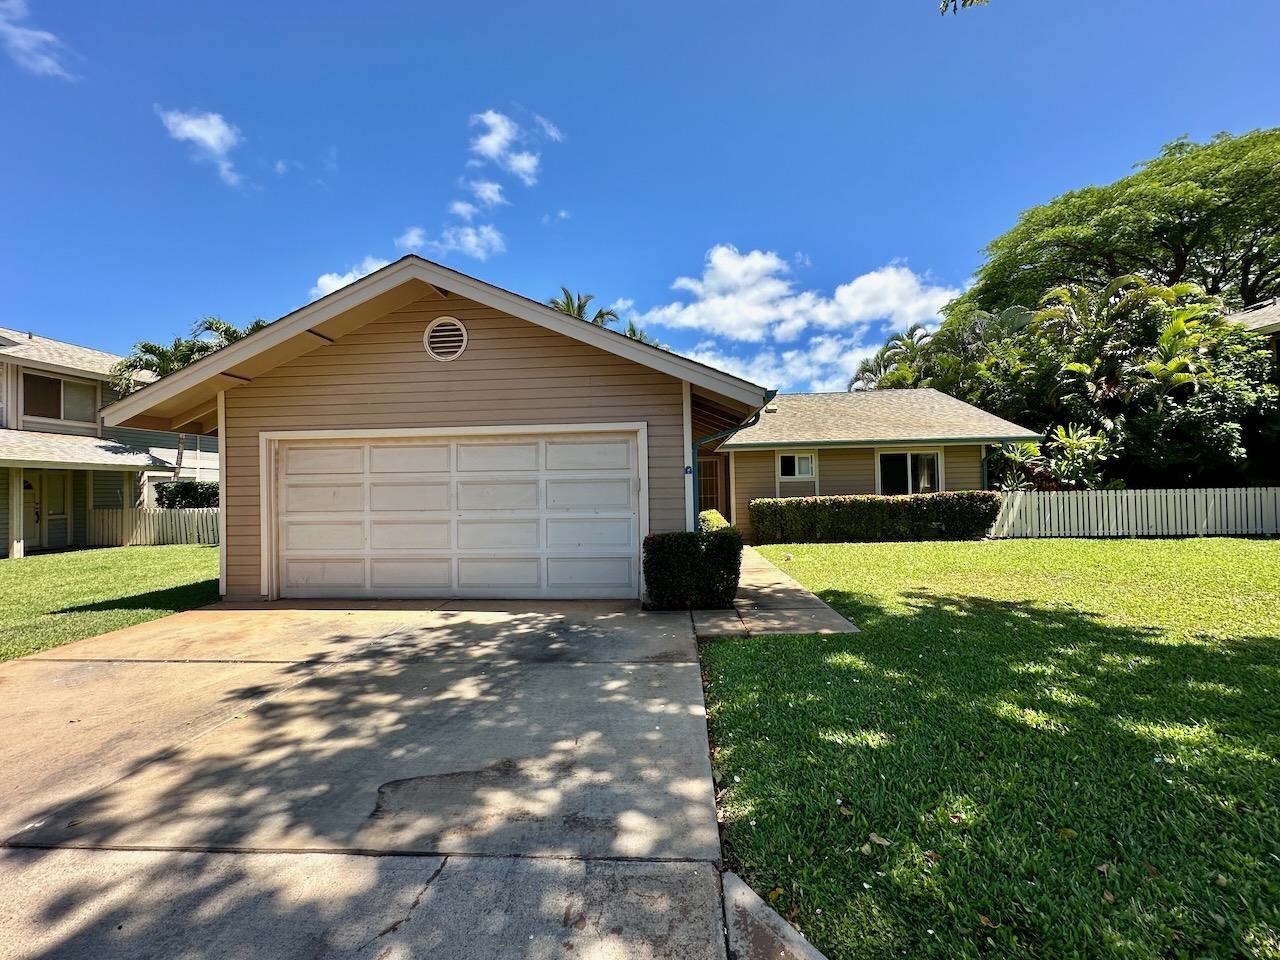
[689,389,778,530]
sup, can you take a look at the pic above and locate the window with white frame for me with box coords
[879,450,940,495]
[778,452,816,480]
[22,373,97,423]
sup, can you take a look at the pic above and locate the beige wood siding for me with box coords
[730,450,775,541]
[945,444,984,491]
[222,295,686,598]
[820,448,875,495]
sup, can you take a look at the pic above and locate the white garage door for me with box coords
[274,432,641,599]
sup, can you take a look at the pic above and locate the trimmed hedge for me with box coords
[155,480,220,509]
[748,491,1002,544]
[697,509,730,533]
[643,527,744,610]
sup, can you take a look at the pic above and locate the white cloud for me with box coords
[468,179,506,207]
[310,255,391,299]
[273,159,290,175]
[449,200,478,220]
[428,224,505,261]
[157,107,243,186]
[504,150,540,186]
[469,109,518,161]
[535,114,563,142]
[541,209,570,225]
[0,0,74,79]
[395,226,425,251]
[685,337,881,393]
[634,244,960,344]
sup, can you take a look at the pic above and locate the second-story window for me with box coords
[23,373,97,423]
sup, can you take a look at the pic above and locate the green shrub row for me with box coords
[643,527,744,609]
[748,491,1002,544]
[155,480,220,509]
[697,509,730,532]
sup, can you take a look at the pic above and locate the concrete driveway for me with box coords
[0,602,726,959]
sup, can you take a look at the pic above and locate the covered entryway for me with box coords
[270,427,644,599]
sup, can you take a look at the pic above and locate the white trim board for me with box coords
[104,256,771,428]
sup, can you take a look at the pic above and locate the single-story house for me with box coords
[103,256,1038,600]
[709,390,1039,539]
[1232,299,1280,372]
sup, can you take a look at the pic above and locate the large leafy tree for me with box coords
[957,130,1280,315]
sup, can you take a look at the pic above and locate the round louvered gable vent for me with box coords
[423,317,468,361]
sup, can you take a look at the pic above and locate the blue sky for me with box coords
[2,0,1278,391]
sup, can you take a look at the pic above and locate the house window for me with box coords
[779,452,815,480]
[22,373,97,423]
[879,451,941,495]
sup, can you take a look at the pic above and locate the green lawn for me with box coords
[703,539,1280,960]
[0,545,219,662]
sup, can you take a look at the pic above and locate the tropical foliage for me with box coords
[111,317,269,394]
[550,287,668,348]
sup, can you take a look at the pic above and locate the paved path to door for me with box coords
[0,602,726,959]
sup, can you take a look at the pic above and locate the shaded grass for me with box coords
[703,539,1280,959]
[0,546,219,661]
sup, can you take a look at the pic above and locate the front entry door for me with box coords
[22,473,41,550]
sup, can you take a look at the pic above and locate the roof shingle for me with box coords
[0,326,126,378]
[1231,300,1280,335]
[721,388,1040,449]
[0,428,166,469]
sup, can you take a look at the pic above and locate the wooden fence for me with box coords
[991,487,1280,539]
[88,508,220,547]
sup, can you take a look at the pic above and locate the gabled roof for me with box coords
[721,388,1040,449]
[1231,299,1280,335]
[103,255,770,432]
[0,427,167,471]
[0,326,125,380]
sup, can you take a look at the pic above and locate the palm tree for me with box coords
[884,323,933,367]
[548,287,619,326]
[192,316,270,347]
[622,319,668,350]
[848,345,893,391]
[109,337,217,396]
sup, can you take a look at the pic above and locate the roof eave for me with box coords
[722,434,1040,450]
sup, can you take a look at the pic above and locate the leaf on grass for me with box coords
[838,806,855,817]
[859,843,872,856]
[1096,863,1112,877]
[869,832,891,847]
[923,850,942,864]
[1214,873,1229,888]
[1055,827,1078,839]
[979,915,999,928]
[1142,860,1161,879]
[948,812,965,825]
[767,887,785,905]
[1103,890,1116,904]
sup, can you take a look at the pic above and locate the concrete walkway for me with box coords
[0,603,727,959]
[692,547,859,639]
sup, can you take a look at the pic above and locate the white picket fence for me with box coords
[991,487,1280,539]
[88,508,220,547]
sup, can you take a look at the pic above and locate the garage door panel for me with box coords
[456,442,539,472]
[370,520,450,550]
[458,519,539,549]
[370,481,449,512]
[371,558,451,588]
[369,444,449,474]
[283,520,364,551]
[545,439,631,471]
[283,482,365,513]
[546,517,633,549]
[547,478,632,511]
[458,558,540,589]
[458,480,539,510]
[284,559,365,589]
[548,557,634,589]
[277,432,640,599]
[285,446,363,475]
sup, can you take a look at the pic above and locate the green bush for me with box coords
[643,526,744,609]
[697,509,730,532]
[749,491,1001,544]
[155,480,220,509]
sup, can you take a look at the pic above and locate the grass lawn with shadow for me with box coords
[0,545,219,662]
[702,538,1280,960]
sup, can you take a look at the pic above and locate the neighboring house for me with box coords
[0,327,220,558]
[104,255,772,601]
[714,390,1039,539]
[1232,299,1280,373]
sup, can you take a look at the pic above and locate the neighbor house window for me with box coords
[779,452,816,480]
[879,451,940,495]
[23,373,97,423]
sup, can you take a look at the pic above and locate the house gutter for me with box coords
[689,389,778,529]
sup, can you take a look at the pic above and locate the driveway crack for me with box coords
[363,855,448,946]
